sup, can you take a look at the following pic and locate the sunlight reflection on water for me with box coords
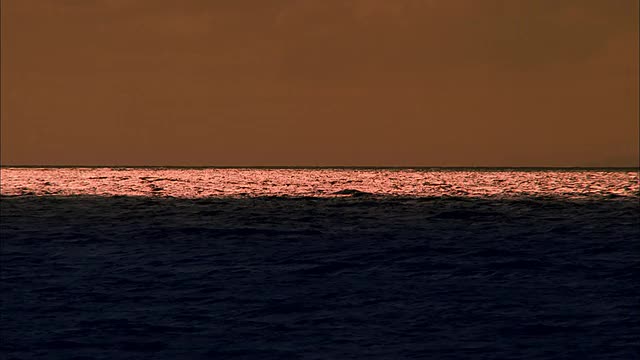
[1,168,637,199]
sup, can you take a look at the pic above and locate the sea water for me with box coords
[1,168,638,359]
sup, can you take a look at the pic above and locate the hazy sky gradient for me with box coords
[2,0,638,166]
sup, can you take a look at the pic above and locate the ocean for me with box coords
[1,168,639,359]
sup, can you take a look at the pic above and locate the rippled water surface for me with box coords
[1,168,639,359]
[2,167,638,198]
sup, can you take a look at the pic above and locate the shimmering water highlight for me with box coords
[1,168,637,198]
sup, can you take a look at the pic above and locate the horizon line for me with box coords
[1,165,638,170]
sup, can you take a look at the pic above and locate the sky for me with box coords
[1,0,638,167]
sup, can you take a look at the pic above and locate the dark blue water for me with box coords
[1,196,639,359]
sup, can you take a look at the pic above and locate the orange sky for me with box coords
[1,0,638,166]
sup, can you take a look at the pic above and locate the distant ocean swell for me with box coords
[1,168,638,198]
